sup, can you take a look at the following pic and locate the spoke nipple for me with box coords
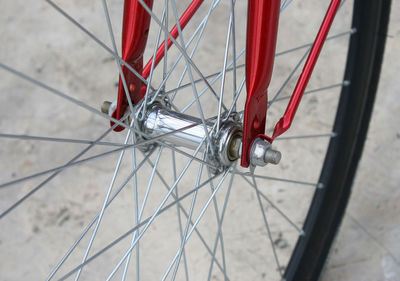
[317,182,324,189]
[101,101,112,114]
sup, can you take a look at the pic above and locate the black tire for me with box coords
[284,0,392,280]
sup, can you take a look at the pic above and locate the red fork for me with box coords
[113,0,204,131]
[241,0,281,167]
[112,0,153,131]
[241,0,341,167]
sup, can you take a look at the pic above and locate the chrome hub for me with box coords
[140,103,242,170]
[101,100,281,170]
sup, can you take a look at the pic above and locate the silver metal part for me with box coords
[132,102,281,169]
[142,103,214,151]
[215,121,242,166]
[141,103,243,168]
[101,100,117,116]
[101,100,131,125]
[249,138,281,166]
[101,101,112,114]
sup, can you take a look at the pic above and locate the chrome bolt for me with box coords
[264,147,281,164]
[101,100,132,125]
[101,100,118,117]
[101,101,112,114]
[250,138,281,166]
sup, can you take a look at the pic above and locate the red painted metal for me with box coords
[113,0,153,131]
[114,0,204,131]
[241,0,281,167]
[241,0,341,167]
[270,0,341,140]
[142,0,204,79]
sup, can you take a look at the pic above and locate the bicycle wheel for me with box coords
[0,0,390,280]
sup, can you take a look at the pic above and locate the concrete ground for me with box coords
[0,0,398,280]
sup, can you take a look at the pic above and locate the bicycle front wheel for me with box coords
[0,0,390,280]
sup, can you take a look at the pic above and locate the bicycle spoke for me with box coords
[142,0,223,107]
[206,165,237,281]
[275,132,337,140]
[269,4,352,107]
[216,13,233,132]
[125,147,164,278]
[56,166,225,281]
[146,158,229,279]
[171,149,190,281]
[73,119,137,281]
[275,29,356,57]
[180,50,245,114]
[46,149,155,281]
[269,49,311,107]
[101,0,135,119]
[137,0,221,106]
[94,138,206,280]
[162,0,169,92]
[0,125,115,219]
[141,7,167,120]
[241,175,303,235]
[273,81,350,103]
[225,75,246,119]
[0,63,132,131]
[167,28,352,102]
[45,0,153,90]
[106,147,164,281]
[230,0,237,113]
[160,0,222,106]
[121,133,140,281]
[0,133,126,147]
[165,53,244,97]
[280,0,295,11]
[166,153,205,281]
[0,122,211,190]
[236,171,322,188]
[169,0,216,155]
[160,169,231,281]
[251,175,283,277]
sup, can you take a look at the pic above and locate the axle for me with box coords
[139,103,281,169]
